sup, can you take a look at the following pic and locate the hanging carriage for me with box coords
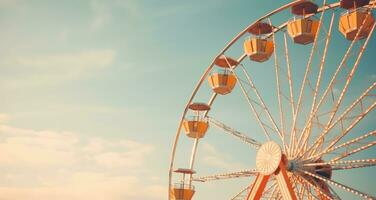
[287,1,320,44]
[244,22,274,62]
[182,103,210,139]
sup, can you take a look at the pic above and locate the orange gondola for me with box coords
[208,70,237,95]
[182,103,210,139]
[170,169,196,200]
[287,1,319,44]
[244,22,274,62]
[339,7,375,40]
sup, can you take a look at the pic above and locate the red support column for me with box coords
[246,174,270,200]
[246,155,297,200]
[274,157,297,200]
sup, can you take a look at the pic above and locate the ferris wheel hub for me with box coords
[287,160,298,172]
[256,141,282,175]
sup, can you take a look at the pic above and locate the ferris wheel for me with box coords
[169,0,376,199]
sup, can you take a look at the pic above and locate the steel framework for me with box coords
[169,0,376,199]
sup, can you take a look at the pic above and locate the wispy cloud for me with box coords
[200,143,246,170]
[0,114,10,123]
[0,173,164,200]
[0,49,116,88]
[1,50,115,70]
[0,118,163,200]
[0,0,18,8]
[0,126,78,167]
[90,138,154,169]
[90,0,112,31]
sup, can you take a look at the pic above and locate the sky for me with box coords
[0,0,375,200]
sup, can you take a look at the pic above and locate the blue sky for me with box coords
[0,0,375,199]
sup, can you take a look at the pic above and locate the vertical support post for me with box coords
[274,156,297,200]
[246,154,297,200]
[246,174,270,200]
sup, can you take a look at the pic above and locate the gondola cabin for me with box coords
[287,1,319,45]
[170,169,196,200]
[338,8,375,40]
[183,119,208,138]
[244,22,274,62]
[208,55,238,95]
[208,71,237,95]
[287,18,319,44]
[244,37,274,62]
[183,103,210,139]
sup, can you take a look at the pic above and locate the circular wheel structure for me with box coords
[169,0,376,199]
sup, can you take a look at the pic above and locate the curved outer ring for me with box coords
[168,0,376,198]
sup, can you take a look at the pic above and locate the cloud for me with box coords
[0,124,163,200]
[1,50,115,70]
[0,114,10,123]
[90,138,154,168]
[0,125,78,167]
[0,172,164,200]
[0,124,152,169]
[0,0,17,7]
[0,49,116,88]
[90,0,111,31]
[200,143,246,170]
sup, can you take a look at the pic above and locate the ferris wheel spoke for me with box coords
[300,170,375,199]
[330,163,376,171]
[239,64,283,140]
[329,141,376,162]
[262,177,280,200]
[296,14,376,156]
[229,185,250,200]
[303,182,320,200]
[309,130,375,160]
[328,185,342,200]
[303,182,322,200]
[303,158,376,168]
[301,66,376,160]
[207,116,261,149]
[291,175,312,200]
[227,63,272,141]
[322,21,376,135]
[261,182,278,199]
[293,12,336,158]
[302,184,322,200]
[305,186,322,200]
[290,9,333,158]
[192,169,258,182]
[316,101,376,157]
[282,32,297,157]
[297,182,305,199]
[296,175,333,200]
[270,187,281,200]
[290,175,304,199]
[269,17,288,153]
[294,177,307,199]
[300,83,376,159]
[268,183,279,199]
